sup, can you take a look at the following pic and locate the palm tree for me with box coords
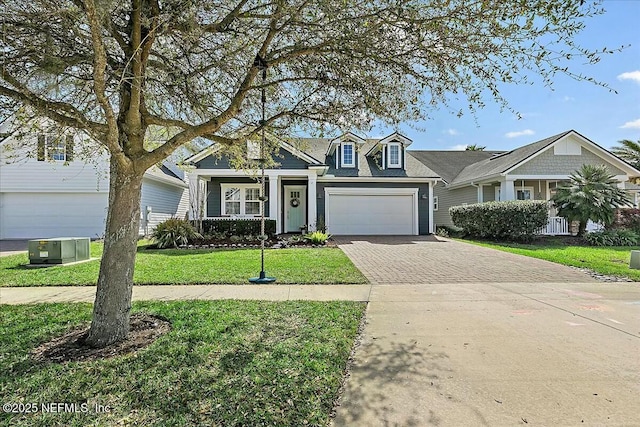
[611,139,640,169]
[465,144,486,151]
[551,164,632,236]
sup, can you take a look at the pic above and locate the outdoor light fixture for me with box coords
[249,54,276,284]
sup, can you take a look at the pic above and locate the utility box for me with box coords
[28,238,90,264]
[630,250,640,270]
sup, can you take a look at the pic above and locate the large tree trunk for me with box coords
[85,157,144,348]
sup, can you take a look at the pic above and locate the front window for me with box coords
[433,196,439,211]
[222,185,262,216]
[38,134,71,162]
[341,142,354,167]
[516,187,534,201]
[388,143,400,168]
[48,138,66,161]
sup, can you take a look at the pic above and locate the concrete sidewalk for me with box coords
[0,284,373,304]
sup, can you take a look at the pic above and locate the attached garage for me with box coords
[0,192,108,239]
[324,188,418,235]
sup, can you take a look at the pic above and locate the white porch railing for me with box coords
[538,216,570,235]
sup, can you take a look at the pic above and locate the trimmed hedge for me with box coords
[200,219,276,237]
[450,200,548,241]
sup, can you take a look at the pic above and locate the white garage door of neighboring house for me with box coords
[325,188,418,235]
[0,192,109,239]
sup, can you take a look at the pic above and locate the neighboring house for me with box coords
[0,129,189,239]
[186,130,640,236]
[412,130,640,234]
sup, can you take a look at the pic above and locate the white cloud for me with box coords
[448,144,468,150]
[505,129,535,138]
[620,118,640,129]
[443,128,459,136]
[617,70,640,84]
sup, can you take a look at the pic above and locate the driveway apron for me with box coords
[333,236,640,426]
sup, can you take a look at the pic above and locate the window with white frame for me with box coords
[433,196,439,211]
[221,184,262,216]
[341,142,354,167]
[37,134,73,162]
[516,187,535,201]
[388,143,401,168]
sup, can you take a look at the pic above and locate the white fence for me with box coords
[538,216,570,235]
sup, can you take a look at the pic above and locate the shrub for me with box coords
[304,231,331,245]
[152,218,202,248]
[584,229,640,246]
[200,219,276,237]
[611,208,640,232]
[450,200,548,241]
[435,225,464,238]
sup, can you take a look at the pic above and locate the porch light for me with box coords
[249,54,276,284]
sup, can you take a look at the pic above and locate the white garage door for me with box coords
[0,192,109,239]
[326,188,417,235]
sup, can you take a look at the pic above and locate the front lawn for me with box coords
[0,243,367,286]
[0,300,366,427]
[461,238,640,281]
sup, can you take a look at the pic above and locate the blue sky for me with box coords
[375,0,640,152]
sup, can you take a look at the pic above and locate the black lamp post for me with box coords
[249,54,276,284]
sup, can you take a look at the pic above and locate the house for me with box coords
[187,132,439,235]
[413,130,640,234]
[0,129,189,239]
[186,130,640,236]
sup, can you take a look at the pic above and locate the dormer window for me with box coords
[341,142,355,167]
[388,143,401,168]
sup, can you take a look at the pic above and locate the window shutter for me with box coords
[37,135,45,161]
[65,135,74,161]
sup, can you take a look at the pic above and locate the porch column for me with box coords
[187,172,201,220]
[428,181,434,234]
[477,184,484,203]
[308,175,317,231]
[500,178,515,201]
[268,174,279,233]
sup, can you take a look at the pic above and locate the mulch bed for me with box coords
[31,314,171,364]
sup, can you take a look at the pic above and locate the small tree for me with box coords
[551,164,632,236]
[465,144,486,151]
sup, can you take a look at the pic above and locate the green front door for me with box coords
[285,186,306,232]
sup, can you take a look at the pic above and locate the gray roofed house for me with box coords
[185,129,640,236]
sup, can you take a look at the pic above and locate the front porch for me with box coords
[188,169,320,235]
[476,178,610,236]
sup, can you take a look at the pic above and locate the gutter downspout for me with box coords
[470,182,481,203]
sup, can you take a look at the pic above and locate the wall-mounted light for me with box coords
[421,193,428,200]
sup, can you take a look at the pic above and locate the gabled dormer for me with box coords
[366,132,412,170]
[325,132,365,170]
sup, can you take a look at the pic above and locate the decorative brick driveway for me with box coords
[334,235,596,284]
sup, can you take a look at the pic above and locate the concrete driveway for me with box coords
[333,236,640,426]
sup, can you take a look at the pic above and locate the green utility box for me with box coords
[28,237,90,264]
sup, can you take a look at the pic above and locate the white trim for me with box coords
[503,131,640,177]
[308,176,317,231]
[428,182,434,234]
[277,139,323,165]
[220,183,262,216]
[318,176,438,182]
[478,184,485,203]
[515,186,535,200]
[387,143,401,168]
[184,144,224,164]
[194,169,318,177]
[324,187,419,235]
[378,132,413,147]
[327,132,365,156]
[268,175,278,222]
[507,174,570,180]
[341,141,355,168]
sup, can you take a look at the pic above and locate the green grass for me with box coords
[0,243,367,286]
[0,300,366,427]
[460,238,640,281]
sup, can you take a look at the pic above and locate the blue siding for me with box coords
[207,177,270,217]
[316,182,431,234]
[196,148,309,170]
